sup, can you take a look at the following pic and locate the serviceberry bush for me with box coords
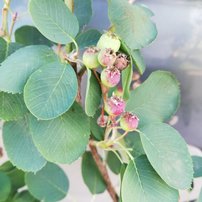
[0,0,198,201]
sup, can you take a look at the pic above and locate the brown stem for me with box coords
[89,141,119,202]
[0,147,3,158]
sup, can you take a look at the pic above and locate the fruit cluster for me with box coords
[83,32,139,132]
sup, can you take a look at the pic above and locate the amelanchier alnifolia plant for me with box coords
[0,0,196,202]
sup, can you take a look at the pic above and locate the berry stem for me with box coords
[8,11,17,41]
[114,131,128,143]
[89,141,119,202]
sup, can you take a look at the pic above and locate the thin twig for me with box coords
[89,141,119,202]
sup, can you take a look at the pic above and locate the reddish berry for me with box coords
[97,115,108,128]
[105,95,126,116]
[83,47,100,69]
[120,112,139,131]
[114,53,129,70]
[97,32,121,52]
[98,48,116,67]
[101,68,120,88]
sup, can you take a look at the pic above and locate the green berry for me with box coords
[97,32,121,52]
[83,47,100,69]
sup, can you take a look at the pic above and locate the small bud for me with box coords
[105,95,126,116]
[120,112,139,131]
[97,115,108,127]
[97,32,121,52]
[98,48,116,67]
[114,53,129,70]
[101,68,120,88]
[83,47,100,69]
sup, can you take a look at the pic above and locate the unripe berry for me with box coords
[83,47,100,69]
[98,48,116,67]
[97,32,121,52]
[97,115,108,128]
[114,53,129,70]
[105,95,126,116]
[101,68,120,88]
[120,112,139,131]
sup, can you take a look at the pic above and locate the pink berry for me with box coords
[120,112,139,131]
[98,48,116,67]
[97,115,108,128]
[101,68,120,88]
[83,47,100,69]
[105,95,126,116]
[114,53,129,70]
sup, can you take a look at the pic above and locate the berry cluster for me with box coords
[83,32,139,133]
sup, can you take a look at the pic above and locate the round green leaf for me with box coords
[74,0,92,28]
[12,191,39,202]
[108,0,157,50]
[106,151,122,175]
[126,71,180,127]
[30,103,90,163]
[0,172,11,202]
[0,37,23,63]
[82,152,106,194]
[24,61,78,120]
[140,123,193,189]
[29,0,79,44]
[76,29,101,49]
[25,163,69,202]
[124,132,145,159]
[2,116,47,172]
[192,156,202,178]
[121,156,179,202]
[0,45,57,94]
[85,69,101,117]
[15,25,53,46]
[0,92,27,121]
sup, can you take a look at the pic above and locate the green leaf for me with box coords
[0,172,11,202]
[12,191,39,202]
[0,38,23,63]
[15,25,53,46]
[121,156,179,202]
[126,71,180,126]
[0,92,27,121]
[24,61,78,120]
[90,109,105,141]
[85,69,102,117]
[124,132,145,159]
[76,29,101,49]
[0,45,57,94]
[107,151,122,175]
[29,0,79,44]
[131,50,146,75]
[25,163,69,202]
[140,123,193,189]
[0,161,15,172]
[192,156,202,178]
[122,57,133,100]
[0,162,25,191]
[108,0,157,50]
[2,116,47,172]
[74,0,92,28]
[30,103,90,163]
[82,152,106,194]
[121,42,146,75]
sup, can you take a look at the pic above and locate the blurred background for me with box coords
[0,0,202,201]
